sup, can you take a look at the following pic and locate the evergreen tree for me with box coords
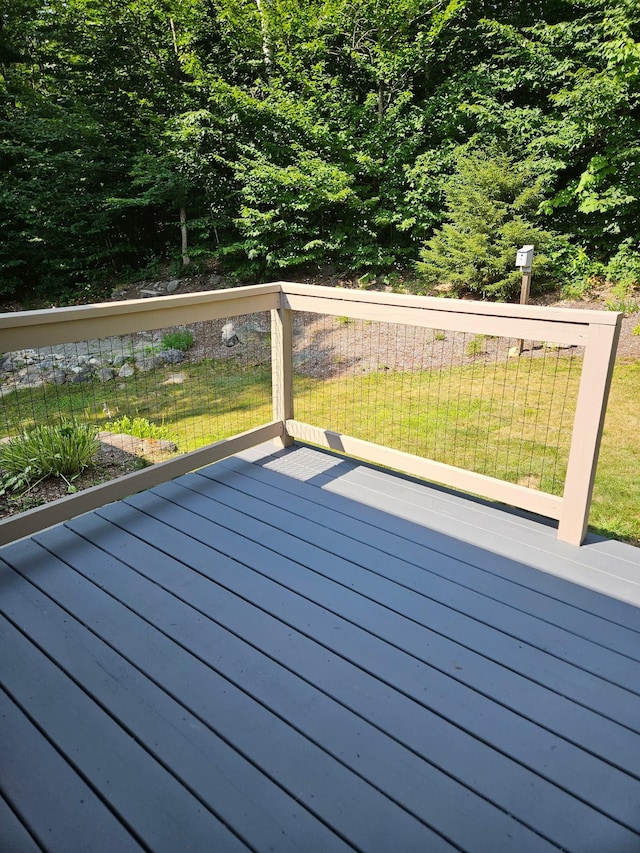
[416,151,564,299]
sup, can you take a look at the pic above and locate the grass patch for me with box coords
[588,362,640,544]
[295,357,580,497]
[295,358,639,546]
[0,359,273,455]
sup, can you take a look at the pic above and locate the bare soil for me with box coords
[112,272,640,368]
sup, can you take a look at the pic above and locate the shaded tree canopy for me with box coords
[1,0,639,302]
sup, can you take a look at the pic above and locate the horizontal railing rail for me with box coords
[0,282,621,545]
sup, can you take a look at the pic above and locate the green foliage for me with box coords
[0,421,98,491]
[162,330,194,351]
[465,335,486,357]
[105,416,170,440]
[415,152,564,300]
[604,240,640,292]
[228,147,359,272]
[558,246,605,301]
[2,0,640,298]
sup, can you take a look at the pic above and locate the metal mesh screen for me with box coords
[292,313,582,496]
[0,312,272,516]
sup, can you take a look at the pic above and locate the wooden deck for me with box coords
[1,443,640,852]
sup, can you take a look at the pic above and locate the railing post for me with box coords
[558,318,621,545]
[271,301,294,448]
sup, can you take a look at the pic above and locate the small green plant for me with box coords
[144,344,161,356]
[633,325,640,336]
[358,272,376,288]
[337,316,353,325]
[466,334,486,357]
[434,330,446,341]
[0,467,33,497]
[162,330,194,351]
[106,415,170,440]
[605,298,640,316]
[0,421,99,493]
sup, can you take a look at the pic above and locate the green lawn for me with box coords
[588,362,640,545]
[0,356,637,546]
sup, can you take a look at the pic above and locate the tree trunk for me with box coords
[180,206,190,266]
[169,18,178,55]
[255,0,273,81]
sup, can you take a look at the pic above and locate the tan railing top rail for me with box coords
[0,282,622,546]
[0,283,282,351]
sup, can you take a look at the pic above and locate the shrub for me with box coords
[415,151,565,300]
[0,421,98,491]
[558,245,605,300]
[106,415,170,440]
[162,330,194,351]
[603,240,640,301]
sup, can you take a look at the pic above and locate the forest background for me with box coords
[1,0,640,305]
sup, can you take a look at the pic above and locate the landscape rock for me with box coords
[96,367,116,382]
[157,348,184,365]
[136,356,161,372]
[0,326,191,393]
[163,372,186,385]
[48,370,68,385]
[118,363,135,378]
[97,431,178,460]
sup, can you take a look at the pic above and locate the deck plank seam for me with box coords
[239,445,640,592]
[325,461,640,578]
[220,456,640,627]
[0,589,260,853]
[57,517,537,851]
[44,524,616,852]
[0,776,47,853]
[39,510,610,848]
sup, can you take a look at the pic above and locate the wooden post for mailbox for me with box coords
[515,245,534,354]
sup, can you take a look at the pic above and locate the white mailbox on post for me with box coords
[515,245,535,272]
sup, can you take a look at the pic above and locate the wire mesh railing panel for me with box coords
[291,313,582,496]
[0,311,272,517]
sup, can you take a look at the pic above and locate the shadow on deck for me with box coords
[1,444,640,852]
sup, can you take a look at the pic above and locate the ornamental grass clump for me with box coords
[0,421,99,493]
[162,330,194,351]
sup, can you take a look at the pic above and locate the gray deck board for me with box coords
[233,446,640,621]
[93,487,640,841]
[0,685,145,853]
[2,443,640,852]
[214,456,640,656]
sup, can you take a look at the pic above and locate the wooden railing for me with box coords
[0,282,621,545]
